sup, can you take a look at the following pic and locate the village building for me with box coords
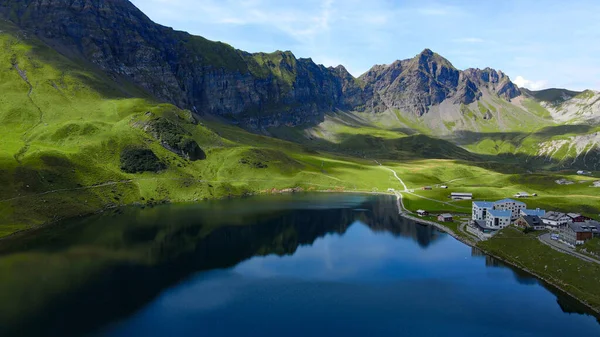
[416,210,429,217]
[566,213,588,223]
[437,213,453,222]
[515,215,545,230]
[520,208,546,217]
[468,219,499,239]
[560,221,599,246]
[472,201,494,221]
[451,192,473,200]
[486,209,511,229]
[492,198,526,220]
[540,211,571,230]
[513,192,530,198]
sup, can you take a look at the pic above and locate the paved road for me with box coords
[538,233,600,265]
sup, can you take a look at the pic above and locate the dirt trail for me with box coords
[12,61,44,163]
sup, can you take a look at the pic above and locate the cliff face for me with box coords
[0,0,522,127]
[358,49,522,116]
[0,0,346,128]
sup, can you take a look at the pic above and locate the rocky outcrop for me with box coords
[0,0,344,128]
[357,49,522,116]
[0,0,523,126]
[462,68,521,101]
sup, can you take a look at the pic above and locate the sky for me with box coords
[129,0,600,91]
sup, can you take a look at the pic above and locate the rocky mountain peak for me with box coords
[1,0,525,126]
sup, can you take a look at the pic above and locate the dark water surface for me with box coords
[0,194,598,337]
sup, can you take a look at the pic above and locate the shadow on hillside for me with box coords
[451,124,594,147]
[0,19,150,100]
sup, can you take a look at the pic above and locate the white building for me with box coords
[451,192,473,200]
[472,201,494,221]
[486,209,512,229]
[493,198,526,220]
[540,211,571,230]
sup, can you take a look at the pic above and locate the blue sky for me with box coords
[130,0,600,90]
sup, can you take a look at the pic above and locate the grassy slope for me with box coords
[479,227,600,311]
[0,20,599,238]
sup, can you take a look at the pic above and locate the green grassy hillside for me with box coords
[0,19,599,238]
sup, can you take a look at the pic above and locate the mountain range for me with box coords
[0,0,599,233]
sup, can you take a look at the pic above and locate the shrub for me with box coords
[120,148,165,173]
[150,118,206,161]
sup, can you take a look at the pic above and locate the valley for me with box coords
[0,0,598,239]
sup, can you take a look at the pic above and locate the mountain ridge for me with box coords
[0,0,545,129]
[0,0,599,238]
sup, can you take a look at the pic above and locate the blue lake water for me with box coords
[0,194,598,336]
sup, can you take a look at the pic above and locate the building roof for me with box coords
[439,213,453,218]
[494,198,526,205]
[472,220,498,231]
[451,192,473,196]
[473,201,494,208]
[488,209,512,218]
[417,209,427,213]
[541,211,567,221]
[567,221,599,233]
[567,213,583,218]
[520,215,542,227]
[521,209,546,217]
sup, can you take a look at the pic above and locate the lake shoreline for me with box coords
[2,190,599,318]
[396,197,600,317]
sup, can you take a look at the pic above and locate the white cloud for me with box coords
[513,76,548,90]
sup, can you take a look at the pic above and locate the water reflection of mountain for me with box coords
[0,194,442,337]
[356,195,444,248]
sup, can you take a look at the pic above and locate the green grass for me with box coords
[521,98,553,119]
[479,227,600,311]
[0,17,599,239]
[578,238,600,257]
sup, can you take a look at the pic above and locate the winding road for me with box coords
[380,164,469,212]
[538,233,600,265]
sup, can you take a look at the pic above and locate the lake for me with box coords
[0,193,598,336]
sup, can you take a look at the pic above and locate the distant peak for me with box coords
[419,48,434,56]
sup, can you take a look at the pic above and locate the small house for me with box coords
[437,213,453,222]
[440,185,448,189]
[566,213,588,223]
[514,192,530,198]
[417,210,429,217]
[422,186,432,190]
[515,215,545,230]
[451,192,473,200]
